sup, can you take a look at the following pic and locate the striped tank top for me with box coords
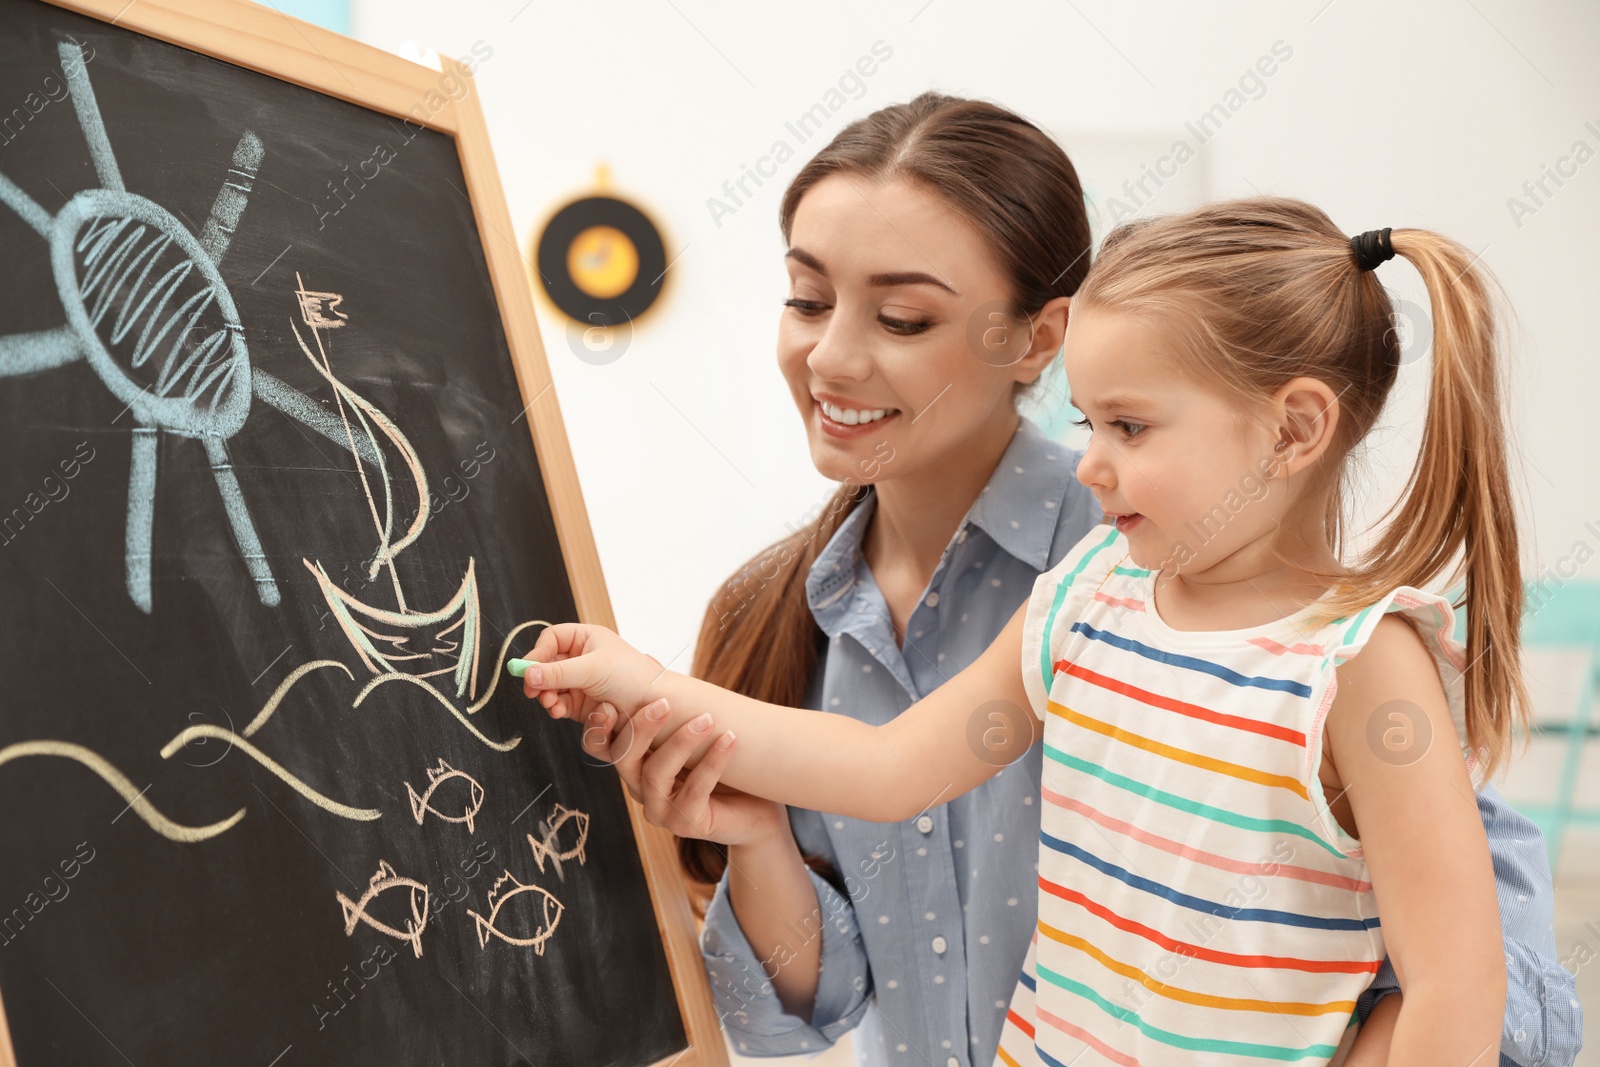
[994,524,1473,1067]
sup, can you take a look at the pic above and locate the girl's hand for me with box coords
[518,622,664,722]
[582,699,787,847]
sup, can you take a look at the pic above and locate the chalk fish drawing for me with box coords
[0,40,382,613]
[337,859,430,958]
[466,871,564,954]
[527,803,590,876]
[289,274,483,700]
[405,759,485,833]
[0,740,245,842]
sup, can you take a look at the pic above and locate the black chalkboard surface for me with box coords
[0,3,711,1065]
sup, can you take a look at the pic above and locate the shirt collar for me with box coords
[804,417,1078,626]
[965,416,1076,572]
[805,490,877,623]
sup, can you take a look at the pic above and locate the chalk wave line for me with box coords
[160,725,380,821]
[0,740,245,842]
[242,658,352,738]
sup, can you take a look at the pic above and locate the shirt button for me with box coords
[924,591,940,608]
[947,1058,960,1067]
[916,815,934,834]
[931,936,948,954]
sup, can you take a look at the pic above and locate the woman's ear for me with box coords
[1013,295,1072,385]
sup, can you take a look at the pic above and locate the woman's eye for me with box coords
[783,298,828,315]
[878,314,934,336]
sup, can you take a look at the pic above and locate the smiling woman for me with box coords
[583,93,1103,1066]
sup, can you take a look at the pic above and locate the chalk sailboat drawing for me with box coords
[291,276,483,701]
[0,39,383,613]
[337,859,431,958]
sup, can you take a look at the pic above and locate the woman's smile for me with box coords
[812,391,901,437]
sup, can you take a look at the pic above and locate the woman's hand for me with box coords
[518,622,664,723]
[582,698,788,847]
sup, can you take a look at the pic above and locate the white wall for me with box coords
[348,0,1600,668]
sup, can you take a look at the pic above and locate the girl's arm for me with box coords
[1340,993,1401,1067]
[522,600,1038,823]
[1324,616,1505,1065]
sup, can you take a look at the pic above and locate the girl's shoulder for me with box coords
[1020,524,1131,718]
[1322,585,1464,674]
[1323,584,1476,779]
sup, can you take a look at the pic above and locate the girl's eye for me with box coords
[1069,415,1147,439]
[783,298,829,316]
[878,314,934,336]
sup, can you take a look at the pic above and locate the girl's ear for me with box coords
[1013,295,1072,385]
[1272,376,1341,474]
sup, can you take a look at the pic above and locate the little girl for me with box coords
[519,197,1525,1066]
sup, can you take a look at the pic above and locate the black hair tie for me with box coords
[1350,227,1395,271]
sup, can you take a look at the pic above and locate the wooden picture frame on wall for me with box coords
[0,1,726,1064]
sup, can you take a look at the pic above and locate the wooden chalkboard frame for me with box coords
[0,2,728,1064]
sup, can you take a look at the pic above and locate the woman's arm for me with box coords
[583,703,830,1018]
[522,599,1038,823]
[1324,615,1505,1065]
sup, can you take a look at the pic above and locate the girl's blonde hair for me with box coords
[1078,196,1527,777]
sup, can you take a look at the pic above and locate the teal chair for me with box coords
[1452,579,1600,870]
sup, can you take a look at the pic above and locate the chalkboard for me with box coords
[0,3,721,1065]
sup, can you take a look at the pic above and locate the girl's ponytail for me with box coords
[1350,230,1529,777]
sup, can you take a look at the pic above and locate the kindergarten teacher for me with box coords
[571,94,1579,1067]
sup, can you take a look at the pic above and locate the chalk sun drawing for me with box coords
[0,40,384,613]
[466,870,564,954]
[526,803,589,877]
[338,859,430,958]
[405,758,485,833]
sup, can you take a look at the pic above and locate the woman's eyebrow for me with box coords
[785,247,959,295]
[868,270,958,295]
[785,247,827,274]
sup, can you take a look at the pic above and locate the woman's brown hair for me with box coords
[1077,196,1528,778]
[677,92,1093,902]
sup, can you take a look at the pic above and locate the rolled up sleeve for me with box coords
[699,865,872,1055]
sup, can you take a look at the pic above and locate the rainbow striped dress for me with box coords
[994,524,1471,1067]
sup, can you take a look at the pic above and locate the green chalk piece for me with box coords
[507,658,532,678]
